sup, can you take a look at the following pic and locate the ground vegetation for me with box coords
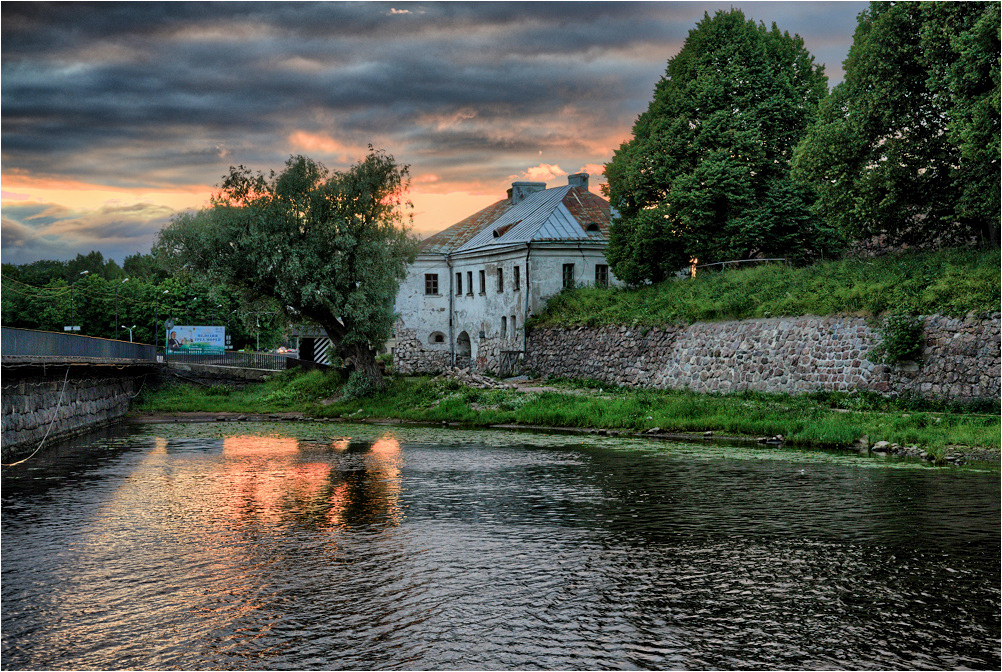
[133,369,1000,460]
[530,247,999,328]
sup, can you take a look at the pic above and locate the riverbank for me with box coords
[132,369,1000,465]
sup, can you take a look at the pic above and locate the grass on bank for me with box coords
[531,247,1001,327]
[134,369,1001,458]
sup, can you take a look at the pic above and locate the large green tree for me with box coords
[604,9,834,284]
[793,1,1000,249]
[154,149,417,389]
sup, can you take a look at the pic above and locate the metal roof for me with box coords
[417,182,613,256]
[455,186,611,253]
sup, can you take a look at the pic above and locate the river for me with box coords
[2,422,999,670]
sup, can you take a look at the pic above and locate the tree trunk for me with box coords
[342,341,385,391]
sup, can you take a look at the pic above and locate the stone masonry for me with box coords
[2,371,141,458]
[525,313,1000,401]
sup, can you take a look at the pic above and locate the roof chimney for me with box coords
[567,172,589,189]
[510,181,546,205]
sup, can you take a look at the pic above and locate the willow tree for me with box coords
[604,9,836,284]
[155,149,418,390]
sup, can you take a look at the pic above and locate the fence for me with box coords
[1,327,158,361]
[163,349,295,371]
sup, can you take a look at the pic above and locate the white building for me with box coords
[394,173,618,374]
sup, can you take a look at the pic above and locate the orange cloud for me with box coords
[523,163,568,182]
[286,131,372,164]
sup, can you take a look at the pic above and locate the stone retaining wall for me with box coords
[525,313,1000,401]
[2,370,142,459]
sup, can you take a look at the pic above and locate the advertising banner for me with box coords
[166,325,225,354]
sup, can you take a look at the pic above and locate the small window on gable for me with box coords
[586,222,601,232]
[456,272,463,296]
[425,273,439,295]
[497,267,504,292]
[479,269,486,294]
[513,265,520,290]
[467,271,473,295]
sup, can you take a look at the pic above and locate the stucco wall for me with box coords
[525,313,1000,401]
[394,244,619,374]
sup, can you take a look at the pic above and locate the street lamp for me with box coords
[67,270,89,333]
[115,278,129,339]
[121,325,136,342]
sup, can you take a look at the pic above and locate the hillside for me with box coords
[531,248,1000,328]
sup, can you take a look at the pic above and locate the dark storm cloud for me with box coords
[2,1,865,188]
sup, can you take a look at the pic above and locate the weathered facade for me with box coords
[395,173,619,374]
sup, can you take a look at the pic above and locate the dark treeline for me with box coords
[2,251,286,350]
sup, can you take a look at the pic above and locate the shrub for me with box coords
[867,314,925,365]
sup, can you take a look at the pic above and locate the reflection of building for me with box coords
[395,173,618,374]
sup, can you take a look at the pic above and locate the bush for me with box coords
[867,314,925,365]
[343,370,379,400]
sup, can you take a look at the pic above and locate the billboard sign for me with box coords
[166,325,225,354]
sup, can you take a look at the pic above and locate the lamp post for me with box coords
[66,270,89,333]
[121,325,136,342]
[159,290,169,353]
[115,278,129,340]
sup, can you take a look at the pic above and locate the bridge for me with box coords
[1,327,166,461]
[1,327,316,461]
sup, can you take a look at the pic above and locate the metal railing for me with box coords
[164,350,295,371]
[1,327,157,361]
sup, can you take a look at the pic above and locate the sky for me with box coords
[1,0,869,266]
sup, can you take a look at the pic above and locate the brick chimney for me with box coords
[510,181,546,205]
[567,173,589,189]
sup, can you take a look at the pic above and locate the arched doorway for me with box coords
[456,331,472,357]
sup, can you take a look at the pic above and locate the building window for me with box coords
[595,264,609,287]
[466,271,473,295]
[513,265,520,290]
[456,272,462,296]
[562,263,575,289]
[497,267,504,292]
[501,316,507,337]
[479,269,486,294]
[511,314,516,334]
[429,331,446,344]
[425,273,439,295]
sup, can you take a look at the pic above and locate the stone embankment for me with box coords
[2,372,141,459]
[526,313,1000,401]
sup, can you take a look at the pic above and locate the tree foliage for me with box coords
[154,149,417,389]
[604,9,834,284]
[793,1,1000,248]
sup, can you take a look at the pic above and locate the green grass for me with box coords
[134,368,344,413]
[134,370,1000,459]
[530,247,1001,327]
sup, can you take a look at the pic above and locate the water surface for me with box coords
[2,423,999,670]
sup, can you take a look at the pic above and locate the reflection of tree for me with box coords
[215,434,404,532]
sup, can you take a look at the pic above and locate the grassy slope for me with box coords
[531,247,1001,327]
[134,371,1000,458]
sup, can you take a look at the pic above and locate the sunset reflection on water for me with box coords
[212,434,405,532]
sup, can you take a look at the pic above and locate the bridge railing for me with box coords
[164,350,295,371]
[1,327,158,361]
